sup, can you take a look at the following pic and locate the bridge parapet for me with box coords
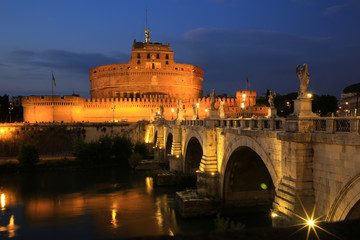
[177,117,360,135]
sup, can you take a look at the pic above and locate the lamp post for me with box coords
[196,103,199,119]
[171,108,174,120]
[8,103,13,123]
[111,103,116,122]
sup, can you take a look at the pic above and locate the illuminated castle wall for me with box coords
[22,33,267,123]
[90,41,203,99]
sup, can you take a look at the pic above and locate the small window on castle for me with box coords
[137,53,141,58]
[175,67,178,70]
[113,68,116,70]
[156,54,160,59]
[137,60,140,64]
[152,63,155,69]
[147,53,150,59]
[166,61,169,65]
[93,71,97,73]
[166,54,169,59]
[127,67,130,69]
[181,68,184,71]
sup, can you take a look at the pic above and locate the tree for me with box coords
[343,83,360,116]
[312,95,338,116]
[0,95,9,122]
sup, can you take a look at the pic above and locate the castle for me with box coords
[22,31,267,123]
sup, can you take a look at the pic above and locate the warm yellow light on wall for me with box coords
[242,94,246,98]
[0,129,4,133]
[241,103,245,109]
[1,193,5,209]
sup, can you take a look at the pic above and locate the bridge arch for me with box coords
[165,132,173,162]
[220,135,279,202]
[326,173,360,222]
[183,131,203,175]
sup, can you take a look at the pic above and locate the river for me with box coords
[0,168,271,239]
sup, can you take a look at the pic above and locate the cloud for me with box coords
[0,49,130,97]
[9,49,129,74]
[171,28,360,97]
[324,4,345,15]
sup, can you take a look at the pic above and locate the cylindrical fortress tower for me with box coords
[89,39,203,99]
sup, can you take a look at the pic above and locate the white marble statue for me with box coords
[268,91,276,108]
[176,100,183,121]
[210,89,216,111]
[160,105,164,119]
[296,64,310,99]
[219,101,225,119]
[150,109,155,122]
[192,104,197,120]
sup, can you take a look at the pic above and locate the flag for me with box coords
[246,75,250,87]
[52,72,56,86]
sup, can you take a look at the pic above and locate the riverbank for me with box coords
[124,218,360,240]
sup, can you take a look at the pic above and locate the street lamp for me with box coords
[111,103,116,122]
[8,103,13,123]
[205,108,208,118]
[171,108,174,120]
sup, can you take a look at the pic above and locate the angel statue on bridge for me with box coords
[296,64,310,99]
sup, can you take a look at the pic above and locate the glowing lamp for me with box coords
[307,219,314,226]
[242,94,246,98]
[211,172,215,176]
[0,129,4,133]
[171,108,174,112]
[271,212,278,218]
[307,93,312,98]
[205,109,208,112]
[176,155,179,158]
[196,103,199,108]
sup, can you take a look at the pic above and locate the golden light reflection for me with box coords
[1,193,5,210]
[291,198,339,240]
[145,177,153,194]
[307,93,313,98]
[111,209,118,228]
[0,215,19,238]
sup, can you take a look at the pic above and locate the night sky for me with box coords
[1,0,360,100]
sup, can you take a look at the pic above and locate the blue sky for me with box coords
[1,0,360,99]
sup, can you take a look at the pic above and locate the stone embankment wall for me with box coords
[0,122,147,157]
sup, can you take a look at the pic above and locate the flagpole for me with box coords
[52,72,54,123]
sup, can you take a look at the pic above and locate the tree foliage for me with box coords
[17,143,39,167]
[343,83,360,94]
[73,135,135,166]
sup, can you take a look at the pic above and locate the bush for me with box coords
[213,213,245,231]
[113,136,133,164]
[17,144,39,167]
[128,152,143,168]
[134,142,147,158]
[74,135,134,166]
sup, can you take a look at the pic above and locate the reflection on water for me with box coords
[0,215,19,238]
[0,169,216,239]
[1,193,5,210]
[0,169,270,239]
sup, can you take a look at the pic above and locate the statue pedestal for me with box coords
[267,107,277,118]
[293,98,316,118]
[208,109,219,119]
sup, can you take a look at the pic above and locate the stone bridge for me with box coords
[146,116,360,226]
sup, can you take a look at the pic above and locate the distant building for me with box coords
[338,93,359,116]
[22,31,267,123]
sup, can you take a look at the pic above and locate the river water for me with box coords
[0,168,271,239]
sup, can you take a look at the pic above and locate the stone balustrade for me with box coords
[177,117,360,134]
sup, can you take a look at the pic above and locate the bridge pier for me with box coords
[169,125,183,172]
[154,125,165,163]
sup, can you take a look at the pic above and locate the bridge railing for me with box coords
[179,117,359,134]
[312,117,359,134]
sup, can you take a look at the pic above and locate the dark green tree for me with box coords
[312,95,338,116]
[0,95,9,123]
[17,143,39,167]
